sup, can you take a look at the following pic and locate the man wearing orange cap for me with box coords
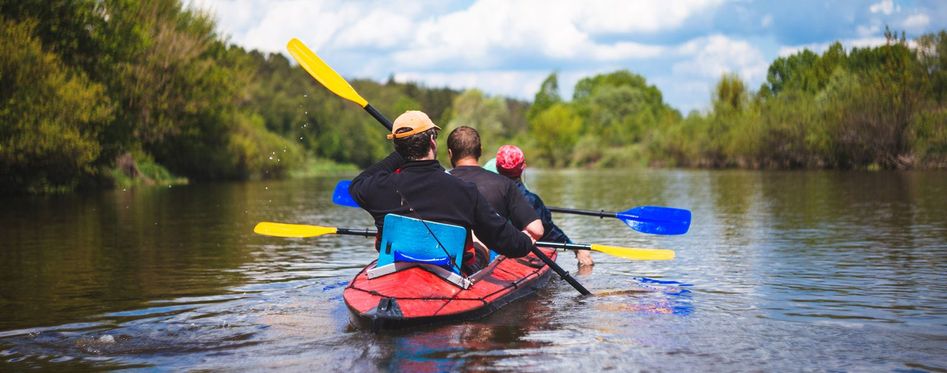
[496,145,594,266]
[349,111,536,274]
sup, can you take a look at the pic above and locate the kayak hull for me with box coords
[343,247,557,330]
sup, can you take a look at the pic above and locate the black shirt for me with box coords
[449,166,539,229]
[349,152,533,259]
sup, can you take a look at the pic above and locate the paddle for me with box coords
[287,38,392,130]
[332,179,691,235]
[254,222,675,261]
[547,206,691,235]
[286,38,591,295]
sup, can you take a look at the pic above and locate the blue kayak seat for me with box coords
[376,214,467,274]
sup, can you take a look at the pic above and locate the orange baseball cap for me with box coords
[386,110,441,140]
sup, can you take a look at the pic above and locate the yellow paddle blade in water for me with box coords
[286,38,368,107]
[253,222,338,238]
[589,244,675,261]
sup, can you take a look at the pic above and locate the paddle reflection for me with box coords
[593,277,693,316]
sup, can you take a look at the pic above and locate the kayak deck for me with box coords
[343,247,557,330]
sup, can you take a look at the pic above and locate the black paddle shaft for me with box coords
[530,247,591,296]
[547,207,614,218]
[363,104,393,130]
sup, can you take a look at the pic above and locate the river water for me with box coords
[1,169,945,371]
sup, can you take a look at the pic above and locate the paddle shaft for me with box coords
[547,206,614,218]
[530,247,591,295]
[337,227,378,237]
[364,104,392,130]
[329,227,590,294]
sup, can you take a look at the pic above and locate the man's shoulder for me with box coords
[454,166,515,186]
[433,168,479,189]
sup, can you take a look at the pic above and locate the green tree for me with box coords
[446,89,511,147]
[530,103,582,166]
[0,19,113,192]
[527,72,561,121]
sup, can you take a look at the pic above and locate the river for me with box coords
[1,169,945,371]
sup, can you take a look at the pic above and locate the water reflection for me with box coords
[1,171,945,371]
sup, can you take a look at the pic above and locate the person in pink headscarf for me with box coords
[495,145,594,267]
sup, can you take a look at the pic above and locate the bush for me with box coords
[0,19,113,193]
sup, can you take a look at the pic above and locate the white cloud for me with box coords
[856,24,882,38]
[573,0,724,34]
[902,13,931,31]
[394,70,551,100]
[869,0,897,15]
[761,15,773,28]
[673,35,768,84]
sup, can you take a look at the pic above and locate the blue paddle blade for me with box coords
[332,180,359,208]
[616,206,691,235]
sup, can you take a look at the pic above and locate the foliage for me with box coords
[0,18,113,193]
[530,103,582,167]
[2,0,945,195]
[643,31,947,170]
[527,72,561,121]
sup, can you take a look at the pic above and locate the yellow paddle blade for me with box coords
[253,222,338,238]
[590,244,675,261]
[286,38,368,107]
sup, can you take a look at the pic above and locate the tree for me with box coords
[0,19,113,192]
[530,103,582,167]
[527,72,561,121]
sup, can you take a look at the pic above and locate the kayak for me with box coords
[343,246,557,330]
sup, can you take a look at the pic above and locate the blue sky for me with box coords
[189,0,947,113]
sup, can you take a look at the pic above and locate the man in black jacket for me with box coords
[446,126,544,241]
[349,111,536,273]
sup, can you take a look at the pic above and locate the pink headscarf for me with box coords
[496,145,525,178]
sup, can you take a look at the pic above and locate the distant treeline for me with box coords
[2,1,945,193]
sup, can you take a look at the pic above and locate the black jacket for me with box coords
[349,152,533,258]
[449,166,539,229]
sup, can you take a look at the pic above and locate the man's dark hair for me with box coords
[393,127,438,160]
[447,126,481,164]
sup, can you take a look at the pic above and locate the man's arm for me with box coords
[471,192,534,258]
[349,151,405,207]
[524,219,544,241]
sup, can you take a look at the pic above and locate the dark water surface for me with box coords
[1,170,945,371]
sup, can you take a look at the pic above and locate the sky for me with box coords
[187,0,947,113]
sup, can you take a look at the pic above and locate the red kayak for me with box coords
[343,247,557,330]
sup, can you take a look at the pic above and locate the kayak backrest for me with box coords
[377,214,466,274]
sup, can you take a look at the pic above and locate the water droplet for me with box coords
[299,137,304,140]
[265,186,268,190]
